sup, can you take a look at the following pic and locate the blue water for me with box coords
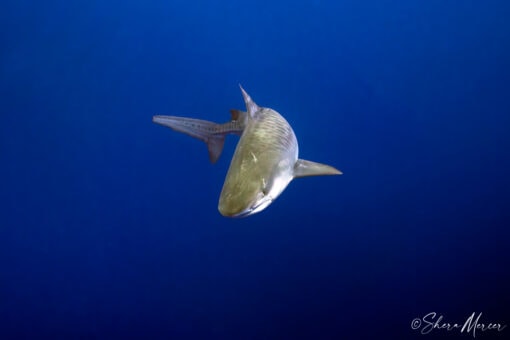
[1,1,509,339]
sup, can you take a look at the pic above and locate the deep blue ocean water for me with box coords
[1,1,509,339]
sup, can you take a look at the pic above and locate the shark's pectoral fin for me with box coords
[207,135,225,164]
[293,159,343,178]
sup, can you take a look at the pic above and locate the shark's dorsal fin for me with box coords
[293,159,342,178]
[239,84,260,117]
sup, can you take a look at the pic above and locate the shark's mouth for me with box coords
[234,195,273,218]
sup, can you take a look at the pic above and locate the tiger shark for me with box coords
[153,85,342,217]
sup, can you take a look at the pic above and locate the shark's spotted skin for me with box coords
[153,85,342,217]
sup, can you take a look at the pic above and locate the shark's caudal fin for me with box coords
[293,159,343,178]
[206,136,225,164]
[153,115,228,163]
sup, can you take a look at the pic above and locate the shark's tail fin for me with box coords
[206,135,225,164]
[153,115,226,163]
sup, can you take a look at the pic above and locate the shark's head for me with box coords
[218,191,272,218]
[218,168,293,218]
[217,85,297,218]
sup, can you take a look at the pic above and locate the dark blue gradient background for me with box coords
[1,1,509,339]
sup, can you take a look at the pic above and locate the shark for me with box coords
[153,85,342,217]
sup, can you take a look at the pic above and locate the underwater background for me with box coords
[1,0,509,339]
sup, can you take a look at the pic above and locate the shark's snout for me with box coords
[218,192,272,218]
